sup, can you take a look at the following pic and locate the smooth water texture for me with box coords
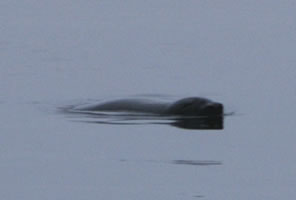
[1,0,296,199]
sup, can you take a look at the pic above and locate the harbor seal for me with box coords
[78,97,223,117]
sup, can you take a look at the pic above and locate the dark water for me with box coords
[1,0,296,199]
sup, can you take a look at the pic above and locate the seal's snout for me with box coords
[203,103,223,116]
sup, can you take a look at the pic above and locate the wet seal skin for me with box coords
[78,97,223,116]
[62,97,225,130]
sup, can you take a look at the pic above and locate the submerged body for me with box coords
[79,97,223,116]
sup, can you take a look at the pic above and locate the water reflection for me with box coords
[171,116,223,130]
[61,108,224,130]
[172,160,222,166]
[119,159,222,166]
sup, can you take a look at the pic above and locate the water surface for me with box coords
[1,0,296,199]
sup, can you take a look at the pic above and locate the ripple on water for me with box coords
[60,106,225,130]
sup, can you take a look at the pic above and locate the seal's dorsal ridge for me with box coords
[77,97,223,117]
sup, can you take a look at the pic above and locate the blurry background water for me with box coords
[0,0,295,199]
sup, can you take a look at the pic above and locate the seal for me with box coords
[78,97,223,116]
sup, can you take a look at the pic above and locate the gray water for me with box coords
[1,0,296,199]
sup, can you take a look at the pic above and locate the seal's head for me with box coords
[167,97,223,116]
